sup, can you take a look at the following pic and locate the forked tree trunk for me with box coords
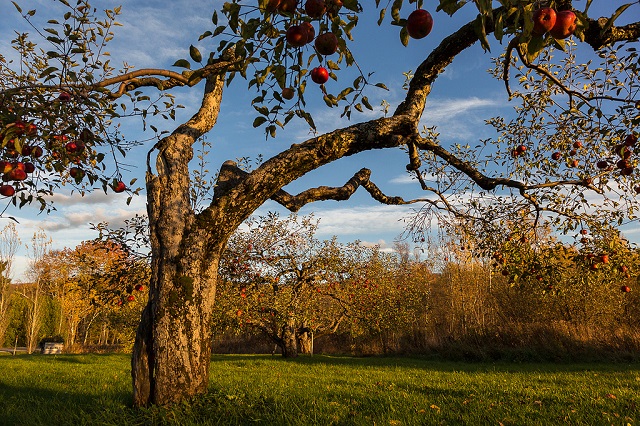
[131,74,228,407]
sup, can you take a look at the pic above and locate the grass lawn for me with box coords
[0,353,638,425]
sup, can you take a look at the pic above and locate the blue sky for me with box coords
[1,1,638,281]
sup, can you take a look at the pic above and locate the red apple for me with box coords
[12,121,26,135]
[573,141,582,149]
[31,146,44,158]
[600,254,609,264]
[570,159,579,168]
[69,167,85,180]
[620,167,634,176]
[552,152,562,161]
[301,22,315,43]
[617,159,630,169]
[113,181,126,193]
[65,141,78,153]
[0,162,12,174]
[58,92,72,102]
[134,284,145,291]
[278,0,298,14]
[624,133,637,147]
[305,0,325,18]
[286,25,308,47]
[281,87,295,100]
[406,9,433,39]
[596,160,609,169]
[532,7,557,35]
[621,285,631,293]
[635,185,640,194]
[580,229,588,235]
[310,66,329,84]
[9,169,27,181]
[21,145,32,156]
[24,162,35,174]
[127,295,135,302]
[26,123,37,136]
[0,185,15,197]
[549,10,577,39]
[619,265,629,273]
[315,32,338,55]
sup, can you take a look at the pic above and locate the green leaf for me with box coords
[377,8,386,26]
[375,82,389,91]
[525,35,546,63]
[400,27,409,47]
[39,66,58,78]
[391,0,402,23]
[172,59,191,69]
[342,0,362,12]
[602,3,633,35]
[253,116,267,128]
[473,14,491,52]
[11,1,22,13]
[189,45,202,63]
[436,0,466,16]
[362,96,373,111]
[198,31,213,41]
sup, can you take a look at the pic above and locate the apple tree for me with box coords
[216,213,352,357]
[2,0,640,407]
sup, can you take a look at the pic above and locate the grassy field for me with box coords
[0,353,638,425]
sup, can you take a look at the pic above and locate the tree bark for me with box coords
[281,316,298,358]
[132,74,228,407]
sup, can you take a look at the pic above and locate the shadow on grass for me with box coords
[0,381,135,425]
[211,353,640,373]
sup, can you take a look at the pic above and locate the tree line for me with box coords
[2,215,637,361]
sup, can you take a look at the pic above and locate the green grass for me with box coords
[0,354,638,425]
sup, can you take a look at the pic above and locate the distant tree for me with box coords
[18,230,51,353]
[0,223,20,344]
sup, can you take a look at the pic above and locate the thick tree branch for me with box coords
[584,18,640,50]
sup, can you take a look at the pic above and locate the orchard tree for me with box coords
[217,213,350,357]
[2,0,640,407]
[38,239,148,347]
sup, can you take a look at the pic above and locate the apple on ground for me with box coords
[406,9,433,39]
[549,10,577,39]
[532,7,556,35]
